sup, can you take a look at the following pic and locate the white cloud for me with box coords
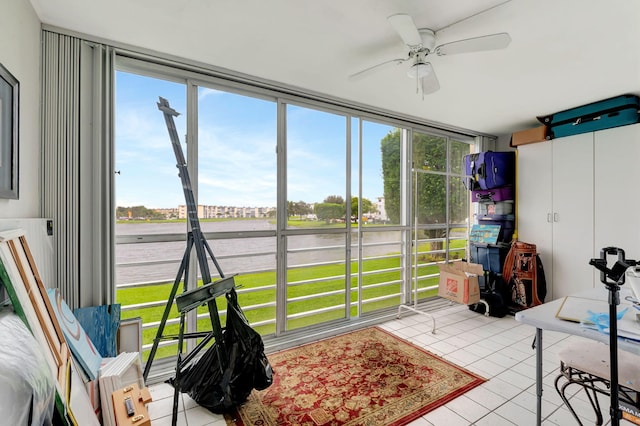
[198,88,224,101]
[114,82,385,209]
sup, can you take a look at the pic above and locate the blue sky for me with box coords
[115,71,392,209]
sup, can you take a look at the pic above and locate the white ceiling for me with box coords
[30,0,640,138]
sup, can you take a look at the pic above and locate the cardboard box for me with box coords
[510,125,548,147]
[438,262,482,305]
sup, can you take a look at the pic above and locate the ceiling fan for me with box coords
[349,13,511,97]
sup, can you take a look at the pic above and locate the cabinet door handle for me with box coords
[547,213,552,223]
[554,213,559,222]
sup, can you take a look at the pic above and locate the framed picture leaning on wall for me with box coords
[0,63,18,199]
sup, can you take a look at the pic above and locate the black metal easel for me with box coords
[142,97,234,425]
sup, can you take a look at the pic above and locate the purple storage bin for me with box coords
[471,186,514,203]
[479,200,514,215]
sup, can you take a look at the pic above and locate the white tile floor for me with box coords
[146,303,633,425]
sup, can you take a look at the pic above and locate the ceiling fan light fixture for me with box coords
[407,62,432,79]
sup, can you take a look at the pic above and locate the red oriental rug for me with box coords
[225,327,486,426]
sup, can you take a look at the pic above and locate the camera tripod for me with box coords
[589,247,637,426]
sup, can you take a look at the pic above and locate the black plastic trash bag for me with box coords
[170,288,273,414]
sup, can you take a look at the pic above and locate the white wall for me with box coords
[496,134,514,151]
[0,0,41,217]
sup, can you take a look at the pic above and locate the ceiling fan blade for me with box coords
[348,57,407,81]
[421,67,440,94]
[387,13,422,47]
[435,32,511,56]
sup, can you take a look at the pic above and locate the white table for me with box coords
[515,287,640,425]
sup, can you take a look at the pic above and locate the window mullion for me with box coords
[185,80,199,348]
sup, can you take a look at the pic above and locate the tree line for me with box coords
[116,205,166,220]
[288,196,376,223]
[381,129,468,225]
[119,130,465,226]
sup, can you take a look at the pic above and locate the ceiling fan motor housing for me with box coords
[418,29,436,52]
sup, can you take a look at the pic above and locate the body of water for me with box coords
[115,221,404,285]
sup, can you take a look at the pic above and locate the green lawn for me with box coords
[117,236,466,361]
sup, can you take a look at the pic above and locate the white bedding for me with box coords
[0,308,55,425]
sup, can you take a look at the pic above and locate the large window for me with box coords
[360,121,401,226]
[351,120,406,314]
[286,104,347,227]
[410,132,474,298]
[284,104,350,329]
[115,72,190,360]
[115,73,187,212]
[113,59,478,368]
[196,86,278,335]
[197,86,277,229]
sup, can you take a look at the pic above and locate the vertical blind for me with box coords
[41,31,115,309]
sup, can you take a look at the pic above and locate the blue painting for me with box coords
[47,288,102,381]
[469,224,501,245]
[73,304,121,358]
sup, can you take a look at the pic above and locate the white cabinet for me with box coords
[551,133,595,298]
[518,123,640,300]
[517,132,594,300]
[594,124,640,266]
[517,139,552,292]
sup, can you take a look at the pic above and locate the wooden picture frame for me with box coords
[118,317,143,355]
[0,63,18,199]
[0,229,68,392]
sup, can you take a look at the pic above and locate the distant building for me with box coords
[155,207,179,219]
[178,205,276,219]
[374,197,388,222]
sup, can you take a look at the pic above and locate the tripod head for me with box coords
[589,247,636,287]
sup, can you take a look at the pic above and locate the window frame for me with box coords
[112,53,484,364]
